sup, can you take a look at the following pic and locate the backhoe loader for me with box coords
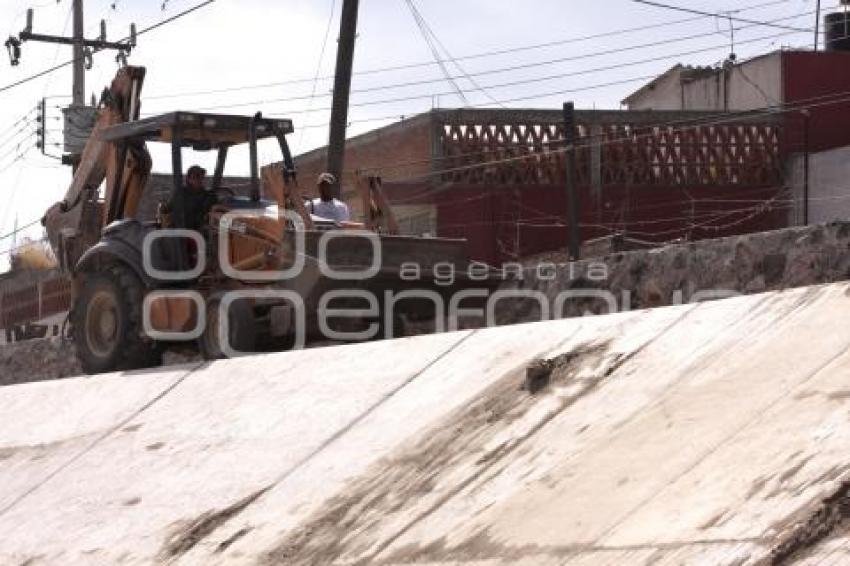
[44,66,493,374]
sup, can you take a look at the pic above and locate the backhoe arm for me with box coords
[43,65,147,272]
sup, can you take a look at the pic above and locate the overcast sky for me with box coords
[0,0,825,269]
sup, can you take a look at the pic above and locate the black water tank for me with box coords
[825,10,850,51]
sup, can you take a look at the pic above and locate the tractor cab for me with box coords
[94,111,305,281]
[98,110,296,226]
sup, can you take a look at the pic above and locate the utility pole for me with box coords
[6,4,136,82]
[563,102,581,261]
[326,0,360,199]
[814,0,822,51]
[72,0,85,106]
[5,2,136,166]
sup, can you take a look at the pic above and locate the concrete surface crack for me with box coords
[0,362,205,519]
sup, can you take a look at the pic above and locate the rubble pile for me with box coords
[0,340,199,387]
[500,221,850,322]
[0,338,81,386]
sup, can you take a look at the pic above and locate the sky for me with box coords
[0,0,828,270]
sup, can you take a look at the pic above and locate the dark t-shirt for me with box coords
[169,187,217,232]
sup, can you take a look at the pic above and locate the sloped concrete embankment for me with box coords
[0,282,848,564]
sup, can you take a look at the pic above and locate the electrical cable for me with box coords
[0,217,41,241]
[632,0,810,32]
[151,19,821,115]
[296,0,337,151]
[142,0,797,100]
[403,0,468,105]
[0,107,37,140]
[0,133,36,167]
[0,123,36,152]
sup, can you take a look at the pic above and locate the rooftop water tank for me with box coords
[825,6,850,51]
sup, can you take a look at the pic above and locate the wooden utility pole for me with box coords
[72,0,85,106]
[8,2,135,91]
[563,102,581,261]
[5,1,135,166]
[326,0,360,199]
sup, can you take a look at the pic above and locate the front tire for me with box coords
[72,265,161,374]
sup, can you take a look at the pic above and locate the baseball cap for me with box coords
[317,172,336,186]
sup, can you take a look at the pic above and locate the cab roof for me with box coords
[98,111,294,149]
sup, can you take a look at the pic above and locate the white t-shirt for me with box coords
[310,198,351,222]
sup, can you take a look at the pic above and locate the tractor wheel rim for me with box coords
[86,290,119,358]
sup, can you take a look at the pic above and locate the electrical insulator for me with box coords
[4,37,21,66]
[36,98,46,153]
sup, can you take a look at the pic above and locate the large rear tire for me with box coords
[72,265,161,374]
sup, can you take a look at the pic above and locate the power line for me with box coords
[193,72,660,116]
[0,107,37,139]
[0,218,41,241]
[142,0,797,101]
[0,133,36,168]
[130,0,215,39]
[319,24,812,108]
[368,30,848,142]
[157,24,795,116]
[632,0,811,32]
[297,0,337,151]
[405,0,504,108]
[404,0,468,105]
[0,123,36,152]
[0,0,216,96]
[151,15,819,117]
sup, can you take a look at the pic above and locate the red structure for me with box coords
[295,108,787,265]
[0,272,71,332]
[782,50,850,153]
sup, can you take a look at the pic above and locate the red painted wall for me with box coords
[784,50,850,153]
[404,182,786,266]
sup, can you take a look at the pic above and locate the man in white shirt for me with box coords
[309,172,351,223]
